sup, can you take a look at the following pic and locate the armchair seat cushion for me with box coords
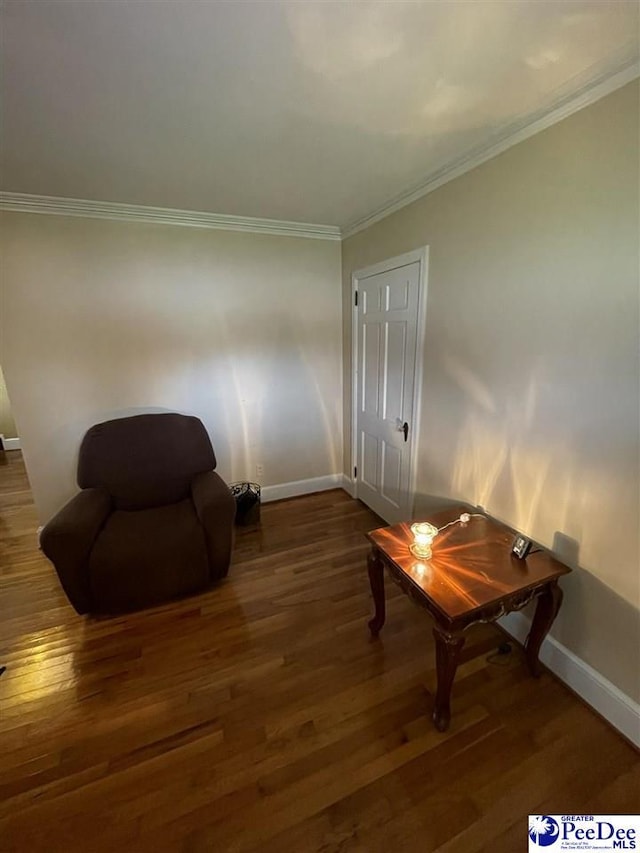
[89,498,209,612]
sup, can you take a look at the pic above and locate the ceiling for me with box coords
[2,0,638,231]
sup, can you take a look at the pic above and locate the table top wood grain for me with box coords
[366,506,571,621]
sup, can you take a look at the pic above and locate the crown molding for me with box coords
[0,193,342,241]
[343,57,640,239]
[2,58,637,243]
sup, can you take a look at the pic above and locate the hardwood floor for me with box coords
[0,451,638,852]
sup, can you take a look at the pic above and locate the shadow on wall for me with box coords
[21,295,341,521]
[421,352,638,606]
[217,313,341,483]
[548,531,640,704]
[444,358,569,534]
[69,280,339,479]
[411,492,468,518]
[507,529,640,704]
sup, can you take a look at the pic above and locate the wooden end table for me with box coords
[366,507,571,732]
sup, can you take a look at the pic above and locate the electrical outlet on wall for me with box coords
[255,463,264,479]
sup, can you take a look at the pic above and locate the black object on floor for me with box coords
[230,482,261,526]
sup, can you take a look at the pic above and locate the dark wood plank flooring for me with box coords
[1,452,638,852]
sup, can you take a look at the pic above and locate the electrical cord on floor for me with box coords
[486,641,513,666]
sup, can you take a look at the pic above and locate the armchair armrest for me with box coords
[191,471,236,579]
[40,488,112,614]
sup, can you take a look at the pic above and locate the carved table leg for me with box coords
[525,581,563,677]
[432,625,465,732]
[367,548,386,637]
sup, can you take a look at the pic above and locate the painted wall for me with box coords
[0,364,18,437]
[342,81,640,701]
[1,215,342,521]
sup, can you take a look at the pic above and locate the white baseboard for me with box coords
[499,611,640,748]
[0,434,21,451]
[341,475,356,497]
[261,474,345,503]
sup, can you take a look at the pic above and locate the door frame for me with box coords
[350,246,429,521]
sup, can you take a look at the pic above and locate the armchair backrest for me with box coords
[78,413,217,510]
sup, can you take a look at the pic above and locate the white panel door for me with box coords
[355,261,421,523]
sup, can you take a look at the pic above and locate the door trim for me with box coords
[350,246,429,521]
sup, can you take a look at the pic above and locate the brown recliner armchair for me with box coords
[41,413,236,614]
